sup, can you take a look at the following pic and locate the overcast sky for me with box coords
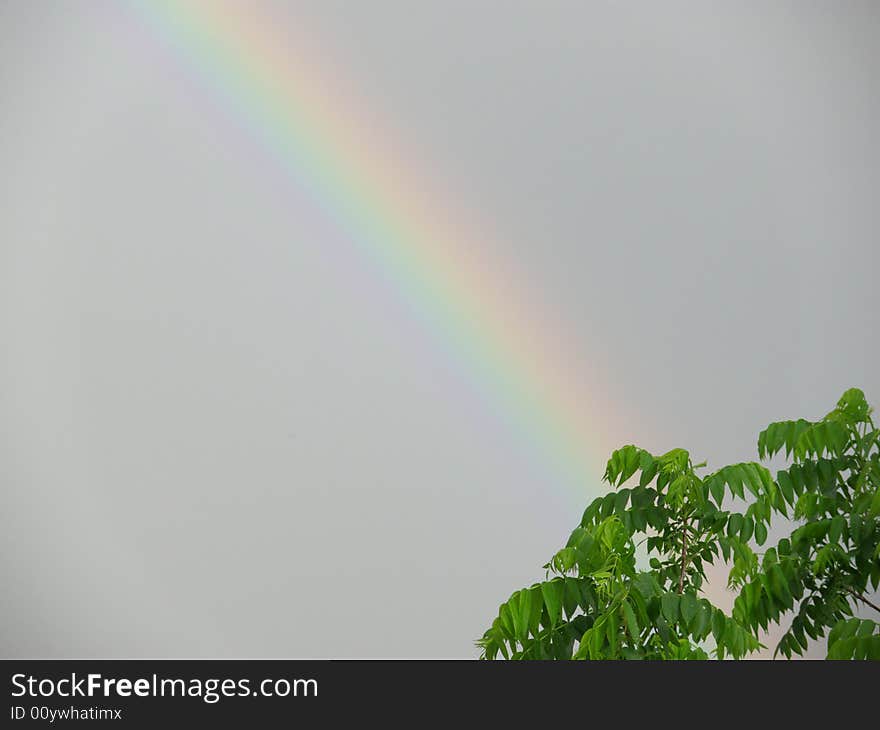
[1,1,878,657]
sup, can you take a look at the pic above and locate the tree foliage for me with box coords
[478,446,765,659]
[478,388,880,660]
[736,388,880,659]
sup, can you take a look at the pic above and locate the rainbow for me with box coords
[127,0,628,505]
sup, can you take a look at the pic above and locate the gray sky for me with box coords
[1,1,878,657]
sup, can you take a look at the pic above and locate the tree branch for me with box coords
[846,588,880,616]
[678,519,689,595]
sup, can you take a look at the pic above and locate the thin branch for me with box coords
[846,588,880,616]
[678,519,689,595]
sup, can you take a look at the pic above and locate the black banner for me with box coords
[2,659,869,726]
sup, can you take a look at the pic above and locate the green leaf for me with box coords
[724,467,745,500]
[540,580,563,629]
[692,602,711,639]
[499,602,515,637]
[741,464,763,497]
[552,547,576,573]
[680,593,698,628]
[758,423,780,460]
[708,476,725,507]
[659,448,690,475]
[507,591,525,639]
[711,609,725,643]
[768,564,792,607]
[661,593,679,624]
[639,451,657,487]
[573,629,590,660]
[614,489,629,516]
[787,465,805,496]
[868,486,880,520]
[836,388,869,419]
[622,447,642,485]
[829,515,845,544]
[563,579,581,618]
[801,460,819,492]
[777,471,795,506]
[606,445,644,487]
[754,520,768,546]
[739,515,754,543]
[817,459,836,493]
[622,599,639,640]
[601,493,617,518]
[528,587,543,636]
[606,608,619,655]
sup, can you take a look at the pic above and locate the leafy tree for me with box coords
[732,388,880,659]
[478,387,880,660]
[478,446,769,659]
